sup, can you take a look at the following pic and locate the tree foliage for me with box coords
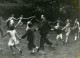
[0,0,78,21]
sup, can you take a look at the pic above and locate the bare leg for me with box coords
[60,34,63,41]
[74,33,77,41]
[56,35,59,46]
[13,45,22,54]
[10,46,15,55]
[65,36,69,43]
[60,34,64,44]
[65,32,70,43]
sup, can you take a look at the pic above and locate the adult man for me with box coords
[38,15,52,50]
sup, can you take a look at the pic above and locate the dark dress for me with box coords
[22,28,36,50]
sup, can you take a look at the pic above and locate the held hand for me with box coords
[15,26,16,28]
[61,29,63,30]
[36,28,38,30]
[51,28,54,30]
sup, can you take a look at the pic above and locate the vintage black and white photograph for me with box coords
[0,0,80,58]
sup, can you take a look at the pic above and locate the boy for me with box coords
[53,22,64,45]
[15,15,23,28]
[2,27,22,55]
[21,23,39,54]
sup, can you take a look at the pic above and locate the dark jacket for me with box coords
[39,20,51,35]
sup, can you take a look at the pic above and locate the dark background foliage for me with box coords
[0,0,79,22]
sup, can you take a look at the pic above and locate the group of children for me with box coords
[0,14,39,55]
[52,18,80,45]
[0,14,80,55]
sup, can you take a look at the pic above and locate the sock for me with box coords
[36,46,39,49]
[75,36,77,41]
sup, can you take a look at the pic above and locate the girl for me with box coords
[2,27,22,55]
[62,19,71,43]
[5,14,16,30]
[72,19,79,41]
[22,23,39,54]
[15,15,23,28]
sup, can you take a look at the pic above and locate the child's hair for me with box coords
[28,23,32,28]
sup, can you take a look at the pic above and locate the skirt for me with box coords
[8,38,19,46]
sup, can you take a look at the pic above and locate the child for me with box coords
[22,23,39,54]
[2,27,22,55]
[15,15,23,28]
[72,19,79,41]
[15,15,28,28]
[53,23,64,45]
[5,14,16,30]
[26,16,35,31]
[62,19,71,43]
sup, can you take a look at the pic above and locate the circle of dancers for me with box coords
[0,14,80,55]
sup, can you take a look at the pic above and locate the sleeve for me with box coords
[44,21,51,30]
[47,23,51,30]
[21,30,28,39]
[38,24,42,30]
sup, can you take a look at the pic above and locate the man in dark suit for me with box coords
[38,15,52,50]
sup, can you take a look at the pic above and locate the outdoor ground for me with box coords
[0,23,80,58]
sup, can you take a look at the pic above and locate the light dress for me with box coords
[7,30,19,46]
[65,23,71,36]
